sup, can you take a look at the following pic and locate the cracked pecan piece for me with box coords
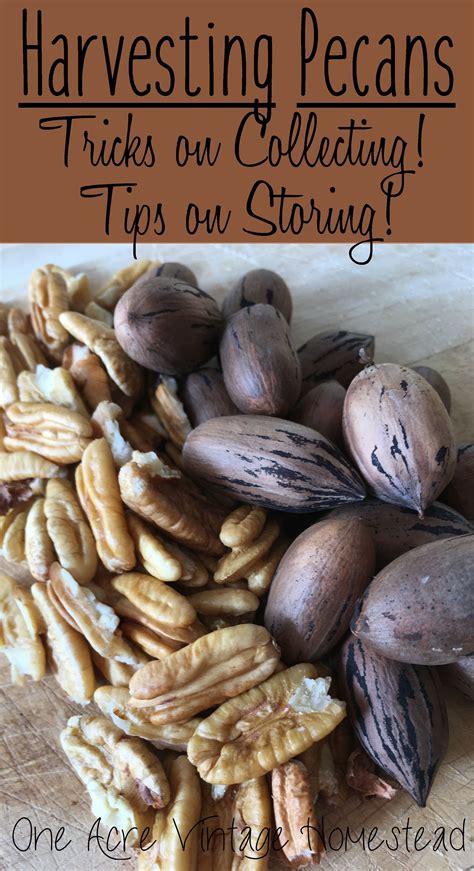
[91,401,133,466]
[75,438,135,572]
[150,377,191,449]
[119,451,225,556]
[63,343,113,411]
[3,401,93,464]
[129,624,280,723]
[59,311,143,397]
[17,364,88,416]
[48,563,142,666]
[28,264,71,361]
[31,581,96,703]
[60,714,170,841]
[0,574,46,684]
[187,667,346,784]
[49,264,91,312]
[272,760,324,867]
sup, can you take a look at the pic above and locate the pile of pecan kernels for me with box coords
[0,260,473,870]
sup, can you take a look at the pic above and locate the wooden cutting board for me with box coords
[0,243,473,870]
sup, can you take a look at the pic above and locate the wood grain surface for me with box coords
[0,243,473,870]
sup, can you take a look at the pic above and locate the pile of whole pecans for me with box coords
[0,260,472,869]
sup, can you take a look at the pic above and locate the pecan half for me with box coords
[214,519,280,583]
[220,505,267,548]
[29,265,70,360]
[138,755,200,871]
[44,478,97,584]
[75,438,135,572]
[187,667,346,784]
[111,572,196,632]
[129,624,280,723]
[31,581,96,703]
[24,497,55,581]
[60,714,170,841]
[0,450,60,481]
[4,401,92,464]
[119,451,225,556]
[94,685,201,750]
[272,760,324,867]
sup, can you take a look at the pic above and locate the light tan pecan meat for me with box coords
[245,536,289,597]
[59,311,143,397]
[91,646,148,688]
[75,438,135,572]
[0,337,19,407]
[111,572,196,632]
[7,307,31,335]
[214,518,280,584]
[48,265,91,312]
[60,714,170,841]
[28,265,71,360]
[84,301,114,327]
[91,401,133,466]
[24,497,55,581]
[0,450,60,482]
[272,760,324,867]
[44,478,97,584]
[150,377,191,449]
[63,343,113,410]
[202,776,272,871]
[219,505,268,548]
[120,619,179,659]
[187,667,346,784]
[11,330,49,371]
[31,581,96,703]
[186,588,259,619]
[0,574,46,684]
[48,563,141,666]
[128,624,280,723]
[119,451,226,556]
[94,685,201,750]
[137,754,200,871]
[3,402,93,463]
[1,501,31,563]
[96,260,154,310]
[17,364,88,416]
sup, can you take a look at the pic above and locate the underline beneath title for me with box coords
[17,101,456,109]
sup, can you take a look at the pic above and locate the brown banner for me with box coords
[0,0,473,258]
